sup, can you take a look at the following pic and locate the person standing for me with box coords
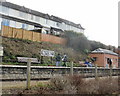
[62,53,67,66]
[84,59,89,67]
[55,53,61,66]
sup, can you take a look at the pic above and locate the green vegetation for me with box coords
[35,82,49,88]
[2,62,26,65]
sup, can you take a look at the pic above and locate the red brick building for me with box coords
[89,48,118,68]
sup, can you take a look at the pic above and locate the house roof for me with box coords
[91,48,118,56]
[1,1,50,19]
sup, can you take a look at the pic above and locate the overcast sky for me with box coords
[7,0,119,47]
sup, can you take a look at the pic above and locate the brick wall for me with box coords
[89,54,104,67]
[89,53,118,68]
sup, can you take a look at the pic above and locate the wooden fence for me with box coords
[1,25,66,44]
[1,65,120,81]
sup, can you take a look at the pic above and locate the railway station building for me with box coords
[89,48,118,68]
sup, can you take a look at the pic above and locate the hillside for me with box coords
[2,31,117,65]
[2,37,84,65]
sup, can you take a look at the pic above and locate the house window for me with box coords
[28,25,34,30]
[2,19,9,26]
[40,17,46,24]
[22,24,28,30]
[45,19,48,24]
[31,15,33,20]
[92,57,97,62]
[0,5,2,13]
[56,22,59,27]
[9,20,16,28]
[35,16,40,23]
[15,21,22,29]
[9,8,20,18]
[0,17,2,30]
[2,6,9,15]
[46,30,49,34]
[19,11,24,18]
[54,22,57,26]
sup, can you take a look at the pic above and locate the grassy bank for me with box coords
[2,37,86,66]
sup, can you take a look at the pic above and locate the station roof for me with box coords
[91,48,118,56]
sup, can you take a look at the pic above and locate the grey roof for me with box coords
[1,1,50,19]
[91,48,118,56]
[1,1,84,30]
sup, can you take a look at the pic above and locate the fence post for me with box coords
[109,65,112,79]
[70,61,73,76]
[95,64,98,80]
[22,29,24,39]
[0,24,3,96]
[26,59,31,89]
[119,71,120,92]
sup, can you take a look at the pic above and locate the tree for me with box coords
[64,31,91,53]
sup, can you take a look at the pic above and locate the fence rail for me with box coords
[0,65,120,81]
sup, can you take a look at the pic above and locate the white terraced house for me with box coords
[0,0,84,36]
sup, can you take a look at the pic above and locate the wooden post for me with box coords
[26,59,31,89]
[51,57,53,64]
[95,64,98,80]
[22,29,24,39]
[118,73,120,92]
[39,32,41,42]
[0,9,3,96]
[109,65,112,79]
[41,56,44,64]
[70,61,73,76]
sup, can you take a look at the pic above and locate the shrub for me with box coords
[97,78,118,94]
[78,79,99,94]
[12,76,118,95]
[50,75,84,94]
[50,75,118,94]
[78,77,118,94]
[50,76,75,94]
